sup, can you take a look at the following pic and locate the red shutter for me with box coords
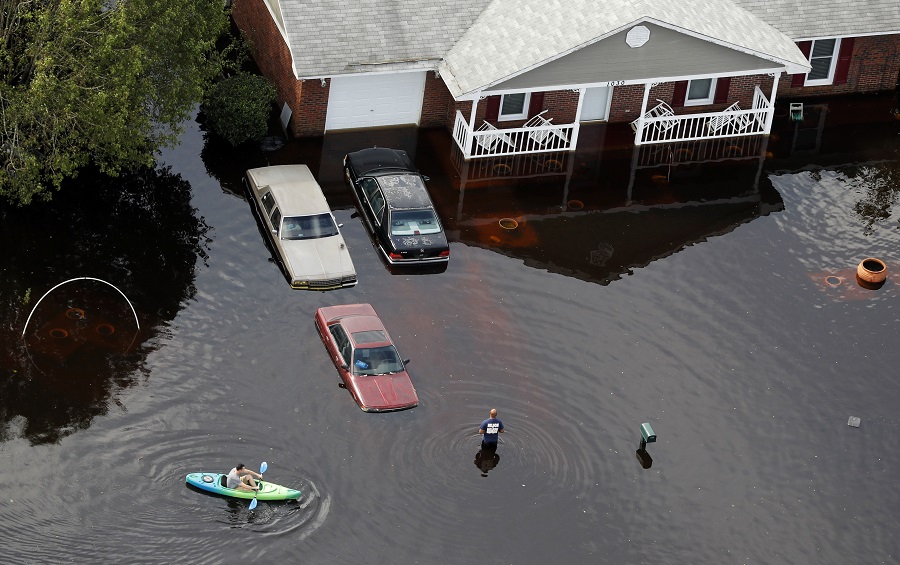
[527,92,544,118]
[671,81,688,107]
[713,77,731,104]
[833,37,855,85]
[484,96,501,122]
[791,41,812,87]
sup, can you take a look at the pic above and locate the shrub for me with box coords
[202,73,276,146]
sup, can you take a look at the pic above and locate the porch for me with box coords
[451,85,777,159]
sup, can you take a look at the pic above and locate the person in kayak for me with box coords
[478,408,505,450]
[226,463,263,491]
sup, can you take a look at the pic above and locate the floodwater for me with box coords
[1,92,899,564]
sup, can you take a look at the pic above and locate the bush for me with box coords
[202,73,276,146]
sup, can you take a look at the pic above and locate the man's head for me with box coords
[490,408,497,418]
[236,464,245,471]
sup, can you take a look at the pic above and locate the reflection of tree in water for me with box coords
[0,165,211,444]
[840,163,900,236]
[197,116,270,200]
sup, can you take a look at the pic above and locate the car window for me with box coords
[390,209,442,236]
[371,192,386,225]
[360,178,379,202]
[329,325,351,364]
[269,207,281,232]
[260,192,276,214]
[351,345,403,376]
[282,214,339,240]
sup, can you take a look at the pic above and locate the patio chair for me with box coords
[707,101,753,134]
[474,121,515,154]
[630,99,676,134]
[524,110,569,147]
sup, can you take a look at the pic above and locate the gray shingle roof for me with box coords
[277,0,898,93]
[735,0,900,40]
[280,0,491,78]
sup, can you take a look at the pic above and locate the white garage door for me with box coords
[325,72,427,131]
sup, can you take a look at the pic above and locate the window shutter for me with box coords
[833,37,854,85]
[485,96,501,121]
[791,41,812,87]
[671,81,688,107]
[527,92,544,118]
[713,78,731,104]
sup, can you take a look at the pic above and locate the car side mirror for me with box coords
[337,223,343,228]
[422,175,431,182]
[403,358,411,366]
[341,363,349,370]
[350,212,359,219]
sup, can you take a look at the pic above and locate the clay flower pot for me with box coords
[857,258,887,284]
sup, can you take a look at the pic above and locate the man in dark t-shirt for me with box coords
[478,408,505,449]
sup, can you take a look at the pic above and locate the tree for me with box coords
[202,72,275,146]
[0,0,229,205]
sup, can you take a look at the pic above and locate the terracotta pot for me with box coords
[857,258,887,284]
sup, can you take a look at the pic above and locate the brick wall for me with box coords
[232,0,319,137]
[422,72,453,128]
[779,34,900,98]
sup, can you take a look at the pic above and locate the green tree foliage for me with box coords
[202,72,275,146]
[0,0,229,205]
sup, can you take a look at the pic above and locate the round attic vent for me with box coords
[626,26,650,48]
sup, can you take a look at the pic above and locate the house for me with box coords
[232,0,900,157]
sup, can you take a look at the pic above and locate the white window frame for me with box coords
[498,92,531,121]
[684,78,717,106]
[804,38,841,86]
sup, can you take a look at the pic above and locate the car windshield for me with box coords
[390,209,442,236]
[281,214,339,240]
[351,345,404,376]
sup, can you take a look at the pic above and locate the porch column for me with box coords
[765,72,781,133]
[465,96,480,159]
[635,83,652,146]
[569,88,586,152]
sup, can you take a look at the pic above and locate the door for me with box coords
[581,87,611,122]
[325,72,427,131]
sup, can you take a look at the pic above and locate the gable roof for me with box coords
[438,0,812,99]
[734,0,900,40]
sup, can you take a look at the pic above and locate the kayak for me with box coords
[185,472,302,501]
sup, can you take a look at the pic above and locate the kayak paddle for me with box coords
[248,461,268,510]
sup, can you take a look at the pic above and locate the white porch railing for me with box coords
[634,86,772,145]
[452,110,578,159]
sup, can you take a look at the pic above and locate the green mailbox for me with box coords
[640,422,656,443]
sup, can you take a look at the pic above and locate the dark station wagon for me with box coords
[343,148,450,265]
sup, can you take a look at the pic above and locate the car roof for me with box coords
[347,147,415,176]
[377,174,435,210]
[246,165,331,216]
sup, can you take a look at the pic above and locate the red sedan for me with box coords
[314,303,418,412]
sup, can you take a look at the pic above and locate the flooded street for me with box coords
[2,93,899,563]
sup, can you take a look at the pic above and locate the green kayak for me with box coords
[185,472,302,501]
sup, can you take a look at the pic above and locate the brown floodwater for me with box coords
[1,92,899,563]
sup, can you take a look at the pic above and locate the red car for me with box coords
[314,303,418,412]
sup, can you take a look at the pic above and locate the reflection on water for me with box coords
[0,166,210,444]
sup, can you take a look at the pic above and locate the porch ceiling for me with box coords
[439,0,811,100]
[485,23,780,93]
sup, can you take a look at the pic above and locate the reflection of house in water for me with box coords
[437,121,783,286]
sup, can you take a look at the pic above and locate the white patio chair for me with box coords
[630,99,676,133]
[524,110,569,147]
[474,121,515,153]
[707,101,752,134]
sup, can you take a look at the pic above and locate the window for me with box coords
[269,207,281,232]
[685,78,716,106]
[498,93,530,121]
[805,38,840,86]
[261,192,276,214]
[329,325,351,364]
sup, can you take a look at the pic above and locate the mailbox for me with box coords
[640,422,656,443]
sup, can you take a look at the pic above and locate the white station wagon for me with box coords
[244,165,357,290]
